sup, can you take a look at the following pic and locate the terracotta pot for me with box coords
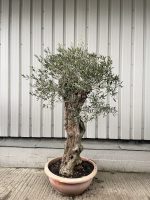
[44,157,97,196]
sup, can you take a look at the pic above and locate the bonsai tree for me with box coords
[23,45,121,177]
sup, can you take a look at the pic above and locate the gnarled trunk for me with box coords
[59,102,85,177]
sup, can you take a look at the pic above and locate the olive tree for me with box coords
[23,45,122,177]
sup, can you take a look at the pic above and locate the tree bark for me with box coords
[59,102,85,177]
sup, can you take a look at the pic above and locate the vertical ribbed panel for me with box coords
[109,0,120,139]
[144,0,150,140]
[53,0,63,137]
[120,0,132,139]
[97,0,108,139]
[31,0,42,137]
[10,0,20,137]
[21,0,30,137]
[42,0,52,137]
[0,0,150,140]
[86,0,97,138]
[0,0,9,137]
[132,0,143,139]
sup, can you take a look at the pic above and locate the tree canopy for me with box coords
[23,45,122,122]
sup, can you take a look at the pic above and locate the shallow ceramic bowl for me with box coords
[44,157,97,196]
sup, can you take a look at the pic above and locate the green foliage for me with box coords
[23,45,122,122]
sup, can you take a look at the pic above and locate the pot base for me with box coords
[49,177,92,196]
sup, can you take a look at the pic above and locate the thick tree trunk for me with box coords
[59,103,85,177]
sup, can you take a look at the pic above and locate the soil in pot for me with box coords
[48,159,94,178]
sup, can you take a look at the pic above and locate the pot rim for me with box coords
[44,157,97,184]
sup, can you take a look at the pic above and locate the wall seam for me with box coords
[85,0,88,48]
[107,0,111,139]
[0,0,1,136]
[118,0,123,139]
[62,0,66,138]
[142,0,146,140]
[51,0,55,137]
[29,0,33,137]
[0,0,1,134]
[74,0,77,47]
[84,0,89,138]
[18,0,22,137]
[8,0,12,137]
[130,0,135,140]
[0,0,1,78]
[95,0,100,139]
[40,0,44,138]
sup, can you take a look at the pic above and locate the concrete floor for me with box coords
[0,168,150,200]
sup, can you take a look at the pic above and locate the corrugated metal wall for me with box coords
[0,0,150,140]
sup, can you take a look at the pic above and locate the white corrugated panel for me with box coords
[42,0,52,138]
[10,0,20,137]
[0,0,149,140]
[86,0,97,138]
[66,0,74,47]
[76,0,86,45]
[0,0,9,137]
[53,0,63,138]
[21,0,31,137]
[120,0,132,139]
[109,0,120,139]
[144,0,150,140]
[97,0,108,139]
[132,0,143,140]
[31,0,42,137]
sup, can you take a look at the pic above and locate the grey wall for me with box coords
[0,0,150,140]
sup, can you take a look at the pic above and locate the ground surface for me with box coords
[0,168,150,200]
